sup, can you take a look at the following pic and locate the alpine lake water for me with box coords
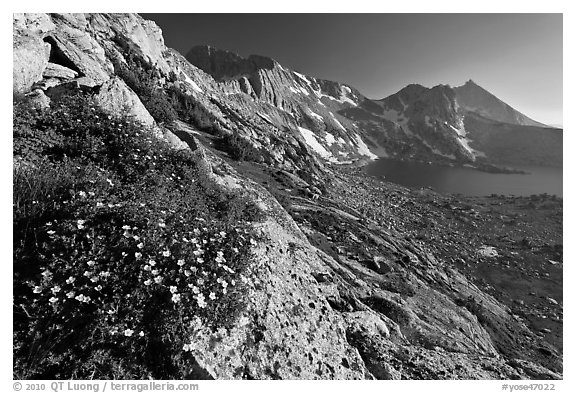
[364,158,563,197]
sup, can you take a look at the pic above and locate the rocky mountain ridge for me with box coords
[454,79,548,128]
[13,13,562,380]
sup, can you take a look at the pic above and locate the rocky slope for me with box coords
[13,13,562,379]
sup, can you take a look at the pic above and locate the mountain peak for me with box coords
[454,81,546,127]
[186,45,277,80]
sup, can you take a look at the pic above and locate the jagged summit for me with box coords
[186,45,279,80]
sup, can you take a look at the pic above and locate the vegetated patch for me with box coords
[13,93,262,379]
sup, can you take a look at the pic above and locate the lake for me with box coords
[364,159,563,197]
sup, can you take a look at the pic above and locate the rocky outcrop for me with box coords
[94,76,155,127]
[43,62,78,79]
[12,13,562,379]
[13,32,50,93]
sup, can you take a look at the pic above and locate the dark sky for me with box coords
[143,13,562,125]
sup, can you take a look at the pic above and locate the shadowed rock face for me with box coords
[13,13,562,380]
[187,45,276,81]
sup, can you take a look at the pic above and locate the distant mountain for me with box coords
[184,45,561,168]
[454,79,547,127]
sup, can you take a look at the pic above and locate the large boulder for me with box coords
[13,13,55,35]
[43,62,78,79]
[44,23,111,85]
[13,32,50,93]
[89,13,170,74]
[94,76,155,127]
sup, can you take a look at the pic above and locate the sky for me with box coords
[143,13,563,126]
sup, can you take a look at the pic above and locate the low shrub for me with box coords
[13,92,262,379]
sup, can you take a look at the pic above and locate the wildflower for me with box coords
[90,276,99,283]
[87,260,95,267]
[183,344,191,352]
[83,271,92,277]
[189,285,200,294]
[137,243,144,249]
[232,247,239,253]
[182,237,189,243]
[133,235,140,241]
[47,230,56,235]
[169,286,178,294]
[78,191,87,198]
[122,225,131,230]
[209,292,216,300]
[75,294,86,302]
[95,285,102,291]
[144,279,152,286]
[143,265,151,272]
[124,329,134,337]
[177,259,185,266]
[100,271,111,278]
[220,280,228,289]
[219,231,226,238]
[151,269,159,276]
[49,297,58,304]
[196,293,206,308]
[121,252,128,257]
[66,276,75,284]
[158,222,166,228]
[149,260,156,266]
[184,269,192,277]
[162,250,171,257]
[139,331,145,337]
[172,294,181,303]
[154,276,163,284]
[66,291,75,298]
[135,252,142,259]
[51,286,61,294]
[77,220,86,229]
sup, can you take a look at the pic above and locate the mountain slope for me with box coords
[454,79,547,127]
[13,13,562,379]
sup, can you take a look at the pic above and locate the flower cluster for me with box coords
[13,92,262,379]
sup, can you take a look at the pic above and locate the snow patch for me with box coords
[293,71,311,85]
[324,133,336,145]
[183,73,203,93]
[353,135,378,159]
[257,112,274,124]
[307,110,324,122]
[297,126,333,160]
[330,112,347,131]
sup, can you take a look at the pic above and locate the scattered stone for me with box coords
[25,88,50,109]
[478,245,499,258]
